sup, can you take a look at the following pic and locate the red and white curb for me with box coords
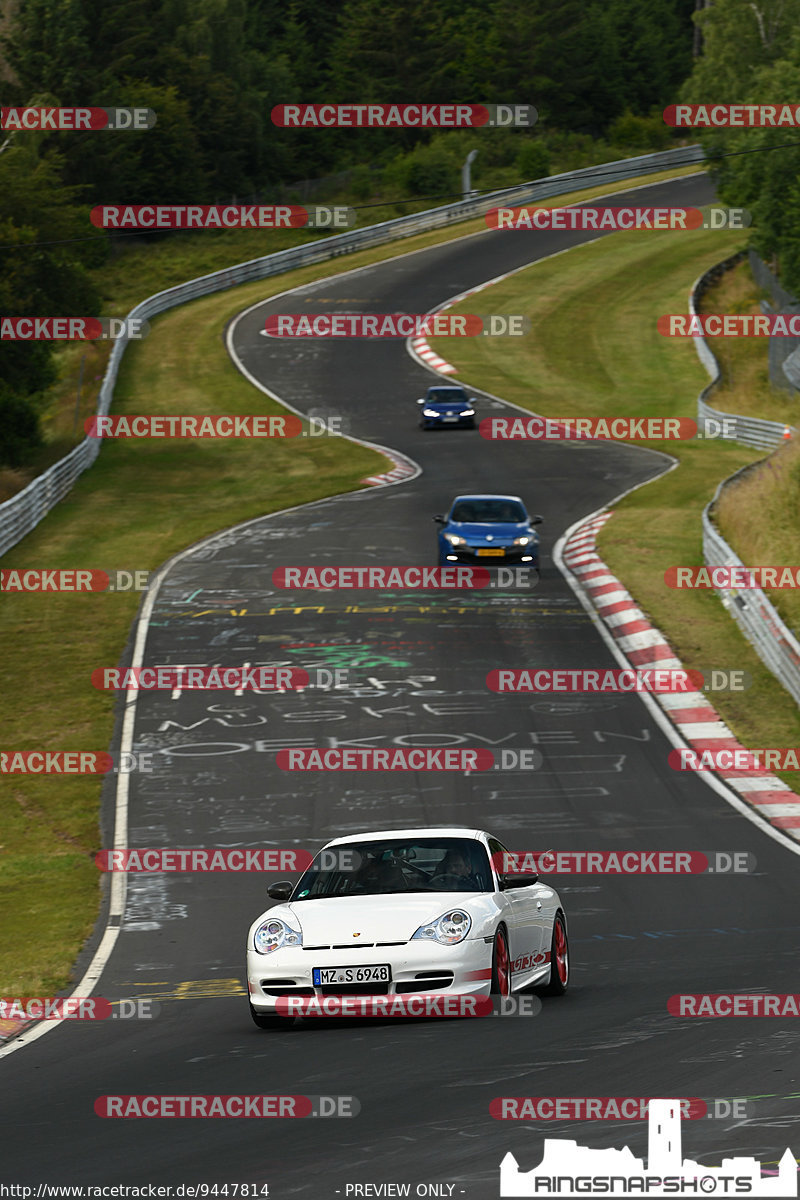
[361,450,418,487]
[409,336,457,374]
[561,511,800,844]
[0,1017,29,1043]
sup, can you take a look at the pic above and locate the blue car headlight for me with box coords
[443,533,466,546]
[422,408,440,416]
[460,408,474,416]
[411,910,472,946]
[253,917,303,954]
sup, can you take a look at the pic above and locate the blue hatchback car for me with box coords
[416,385,476,429]
[434,494,543,568]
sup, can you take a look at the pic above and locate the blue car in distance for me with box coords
[416,385,476,430]
[434,494,543,569]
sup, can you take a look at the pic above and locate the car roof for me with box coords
[324,827,487,847]
[450,493,524,503]
[427,385,466,391]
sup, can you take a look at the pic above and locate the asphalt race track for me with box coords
[3,174,800,1196]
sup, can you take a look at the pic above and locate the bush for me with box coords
[0,388,43,468]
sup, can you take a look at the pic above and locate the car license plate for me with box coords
[477,548,505,556]
[313,964,391,986]
[443,415,459,422]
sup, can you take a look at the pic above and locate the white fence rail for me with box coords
[0,144,704,557]
[696,256,800,704]
[691,252,795,449]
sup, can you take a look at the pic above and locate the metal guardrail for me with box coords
[0,144,704,558]
[703,472,800,706]
[696,257,800,705]
[691,251,794,449]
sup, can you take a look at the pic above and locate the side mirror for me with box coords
[500,873,538,889]
[433,514,446,524]
[267,881,293,901]
[531,515,544,525]
[416,398,425,405]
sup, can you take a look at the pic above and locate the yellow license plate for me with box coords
[477,548,506,557]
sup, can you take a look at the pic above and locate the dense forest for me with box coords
[1,0,799,468]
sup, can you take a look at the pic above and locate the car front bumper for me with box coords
[247,937,493,1013]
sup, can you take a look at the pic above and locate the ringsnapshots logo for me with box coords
[271,103,537,128]
[90,205,355,230]
[0,106,156,131]
[263,313,529,337]
[499,1098,797,1196]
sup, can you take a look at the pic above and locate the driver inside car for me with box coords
[430,848,478,890]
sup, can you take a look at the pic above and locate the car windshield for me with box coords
[290,837,493,900]
[450,499,527,523]
[428,390,467,403]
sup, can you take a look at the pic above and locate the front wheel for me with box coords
[249,1003,295,1030]
[490,926,511,996]
[540,912,569,996]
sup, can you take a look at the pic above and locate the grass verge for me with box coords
[427,225,800,787]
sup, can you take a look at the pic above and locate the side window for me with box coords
[487,838,507,886]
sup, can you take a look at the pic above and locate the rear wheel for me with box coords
[540,912,569,996]
[491,927,511,996]
[249,1002,295,1030]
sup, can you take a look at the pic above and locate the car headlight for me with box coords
[411,910,472,945]
[253,917,303,954]
[443,533,466,546]
[422,408,439,416]
[513,535,535,545]
[460,408,474,416]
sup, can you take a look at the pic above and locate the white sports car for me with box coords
[246,826,569,1029]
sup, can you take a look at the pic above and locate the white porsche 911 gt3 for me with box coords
[246,827,569,1029]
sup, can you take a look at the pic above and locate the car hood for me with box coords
[271,893,487,943]
[426,402,470,413]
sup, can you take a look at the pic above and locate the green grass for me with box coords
[428,225,800,782]
[0,160,704,996]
